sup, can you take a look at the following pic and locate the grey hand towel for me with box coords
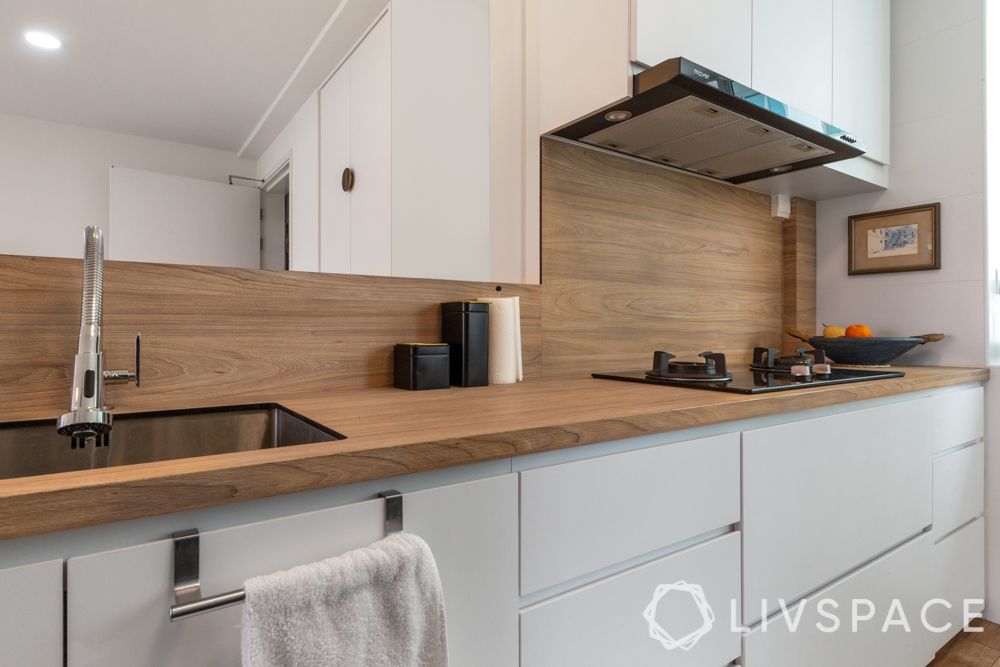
[241,533,448,667]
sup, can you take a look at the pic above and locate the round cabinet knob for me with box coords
[341,167,355,192]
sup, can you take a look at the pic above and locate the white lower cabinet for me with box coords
[926,517,986,647]
[0,559,63,666]
[742,396,939,623]
[521,532,741,667]
[932,442,984,537]
[520,432,740,595]
[66,475,518,667]
[744,518,986,666]
[33,387,988,666]
[743,533,935,667]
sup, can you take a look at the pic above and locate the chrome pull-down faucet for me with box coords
[57,226,140,443]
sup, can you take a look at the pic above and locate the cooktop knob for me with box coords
[790,364,812,378]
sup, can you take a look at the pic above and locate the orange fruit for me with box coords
[844,324,873,338]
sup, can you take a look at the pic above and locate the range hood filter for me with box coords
[549,58,864,184]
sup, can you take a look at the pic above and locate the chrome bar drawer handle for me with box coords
[169,490,404,621]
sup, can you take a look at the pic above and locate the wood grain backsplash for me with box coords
[0,256,541,419]
[541,138,813,376]
[0,138,814,417]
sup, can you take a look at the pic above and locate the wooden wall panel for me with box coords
[782,198,818,353]
[1,139,816,419]
[0,256,540,419]
[540,139,785,376]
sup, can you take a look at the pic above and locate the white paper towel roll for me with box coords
[477,296,522,384]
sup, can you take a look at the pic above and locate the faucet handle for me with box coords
[104,333,141,387]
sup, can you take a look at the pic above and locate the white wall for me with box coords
[982,0,1000,626]
[256,94,321,273]
[109,166,260,268]
[816,0,986,367]
[0,112,254,260]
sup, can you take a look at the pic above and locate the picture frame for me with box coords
[847,203,941,275]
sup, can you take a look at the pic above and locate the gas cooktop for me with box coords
[592,347,905,394]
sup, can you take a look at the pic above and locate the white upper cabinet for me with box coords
[319,12,392,277]
[633,0,752,85]
[752,0,833,122]
[345,12,393,277]
[319,61,355,274]
[319,0,492,281]
[521,0,631,284]
[531,0,632,134]
[390,0,491,281]
[831,0,890,165]
[628,0,890,196]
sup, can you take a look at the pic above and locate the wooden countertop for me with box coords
[0,366,987,541]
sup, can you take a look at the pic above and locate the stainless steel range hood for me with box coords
[548,58,865,184]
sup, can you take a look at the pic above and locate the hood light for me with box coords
[604,110,632,122]
[24,31,62,50]
[770,165,793,173]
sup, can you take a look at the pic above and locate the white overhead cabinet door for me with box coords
[752,0,833,122]
[109,166,260,268]
[633,0,752,84]
[319,11,391,276]
[319,64,353,274]
[830,0,890,165]
[390,0,491,281]
[319,2,491,280]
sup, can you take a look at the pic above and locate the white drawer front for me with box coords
[743,397,933,624]
[921,386,983,454]
[521,532,741,667]
[0,559,63,667]
[68,476,518,667]
[520,432,740,594]
[932,442,984,538]
[926,516,985,652]
[744,533,935,667]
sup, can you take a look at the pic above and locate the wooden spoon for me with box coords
[784,328,813,343]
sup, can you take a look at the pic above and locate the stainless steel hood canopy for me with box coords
[548,58,865,184]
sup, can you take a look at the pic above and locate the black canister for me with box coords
[441,301,489,387]
[393,343,450,390]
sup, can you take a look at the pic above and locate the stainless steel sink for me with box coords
[0,404,344,481]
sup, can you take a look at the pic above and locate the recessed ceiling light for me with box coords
[24,31,62,50]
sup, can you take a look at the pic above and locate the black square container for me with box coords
[394,343,451,390]
[441,301,489,387]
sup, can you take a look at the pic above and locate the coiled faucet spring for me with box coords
[57,227,140,445]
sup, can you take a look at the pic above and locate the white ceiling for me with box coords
[0,0,343,152]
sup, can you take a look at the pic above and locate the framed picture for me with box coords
[848,203,941,275]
